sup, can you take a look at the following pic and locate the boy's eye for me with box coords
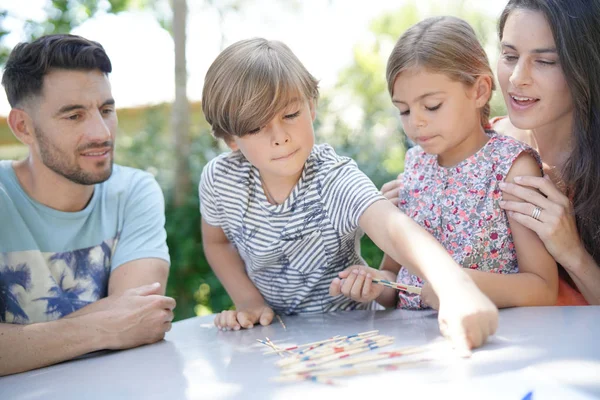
[284,110,300,119]
[399,110,410,116]
[67,114,81,121]
[502,54,518,62]
[425,103,442,112]
[247,127,261,135]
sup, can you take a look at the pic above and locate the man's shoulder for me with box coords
[100,164,161,200]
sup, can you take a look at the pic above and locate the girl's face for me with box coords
[497,9,574,134]
[392,68,489,167]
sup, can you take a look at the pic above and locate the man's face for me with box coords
[27,69,117,185]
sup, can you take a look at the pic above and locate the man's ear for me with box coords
[474,75,493,108]
[7,108,35,146]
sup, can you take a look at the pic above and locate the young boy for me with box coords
[199,38,497,352]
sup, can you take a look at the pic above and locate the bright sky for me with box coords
[0,0,508,117]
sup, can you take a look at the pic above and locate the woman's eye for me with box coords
[425,103,442,112]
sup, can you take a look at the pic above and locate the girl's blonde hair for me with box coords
[386,16,495,127]
[202,38,319,140]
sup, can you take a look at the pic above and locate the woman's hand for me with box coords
[380,174,403,206]
[499,175,585,268]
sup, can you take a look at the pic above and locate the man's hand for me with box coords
[91,282,176,349]
[214,304,275,331]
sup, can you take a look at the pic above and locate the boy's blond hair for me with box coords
[202,38,319,140]
[386,16,495,127]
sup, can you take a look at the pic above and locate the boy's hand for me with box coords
[329,265,385,303]
[437,283,498,356]
[420,282,440,310]
[214,305,274,331]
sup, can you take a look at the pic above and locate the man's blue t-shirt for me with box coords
[0,161,170,324]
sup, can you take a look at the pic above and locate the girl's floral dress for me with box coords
[396,131,541,309]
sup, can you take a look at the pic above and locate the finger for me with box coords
[128,282,161,296]
[513,175,568,205]
[388,198,400,207]
[162,309,174,323]
[499,182,554,210]
[156,296,177,310]
[259,307,275,326]
[224,311,240,330]
[340,269,359,297]
[449,328,474,358]
[338,269,352,279]
[237,311,256,329]
[329,278,342,296]
[362,273,374,298]
[380,179,401,194]
[214,313,222,328]
[504,209,544,233]
[350,269,366,299]
[499,200,550,223]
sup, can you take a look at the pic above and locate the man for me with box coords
[0,34,175,376]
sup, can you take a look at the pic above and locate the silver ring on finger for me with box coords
[531,206,542,221]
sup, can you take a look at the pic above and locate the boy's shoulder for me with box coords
[203,150,251,178]
[309,143,354,171]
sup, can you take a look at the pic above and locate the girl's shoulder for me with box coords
[485,131,542,173]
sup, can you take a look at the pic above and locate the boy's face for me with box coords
[228,99,316,183]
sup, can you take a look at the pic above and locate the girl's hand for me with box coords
[420,282,440,310]
[437,282,498,356]
[380,174,403,206]
[214,305,274,331]
[499,175,585,268]
[329,265,385,303]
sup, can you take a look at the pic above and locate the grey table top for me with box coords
[1,306,599,400]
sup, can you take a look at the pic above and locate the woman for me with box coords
[381,0,600,305]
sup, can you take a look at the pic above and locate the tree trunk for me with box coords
[172,0,191,206]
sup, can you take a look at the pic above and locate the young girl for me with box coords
[199,37,497,351]
[330,16,558,310]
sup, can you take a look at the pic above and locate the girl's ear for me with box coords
[474,75,493,108]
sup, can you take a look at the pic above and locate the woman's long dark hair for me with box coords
[499,0,600,266]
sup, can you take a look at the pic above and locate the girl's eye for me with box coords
[425,103,442,112]
[502,54,518,62]
[536,60,556,66]
[284,110,300,119]
[399,110,410,116]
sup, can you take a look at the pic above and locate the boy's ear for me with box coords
[474,75,493,108]
[309,99,317,122]
[8,108,35,146]
[224,135,239,151]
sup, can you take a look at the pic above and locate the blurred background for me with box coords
[0,0,509,321]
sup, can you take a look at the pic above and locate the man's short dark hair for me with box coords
[1,34,112,107]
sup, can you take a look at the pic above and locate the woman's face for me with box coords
[497,9,574,133]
